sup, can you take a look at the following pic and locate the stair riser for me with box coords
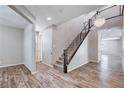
[53,65,63,72]
[59,57,64,61]
[56,61,63,65]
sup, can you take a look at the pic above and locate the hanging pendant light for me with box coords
[94,17,106,27]
[94,11,106,27]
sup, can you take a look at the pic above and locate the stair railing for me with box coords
[63,11,99,73]
[63,5,123,73]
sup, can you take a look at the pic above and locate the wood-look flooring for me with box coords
[0,55,124,88]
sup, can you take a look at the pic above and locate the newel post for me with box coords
[64,49,68,73]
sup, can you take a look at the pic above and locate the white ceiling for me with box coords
[25,5,103,31]
[0,5,29,29]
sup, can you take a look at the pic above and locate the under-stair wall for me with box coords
[52,14,87,64]
[68,27,98,72]
[52,9,100,71]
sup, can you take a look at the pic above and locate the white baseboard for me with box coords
[31,71,37,75]
[89,60,98,63]
[0,62,38,75]
[68,60,98,72]
[42,62,53,68]
[23,63,37,75]
[68,62,89,72]
[0,63,24,68]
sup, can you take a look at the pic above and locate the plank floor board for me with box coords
[0,55,124,88]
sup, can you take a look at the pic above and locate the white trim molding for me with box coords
[0,63,24,68]
[68,62,89,72]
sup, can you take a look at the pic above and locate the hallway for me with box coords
[0,55,124,88]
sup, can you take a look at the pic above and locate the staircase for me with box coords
[53,56,64,72]
[53,5,123,73]
[53,17,94,72]
[53,32,87,72]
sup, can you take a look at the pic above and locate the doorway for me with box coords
[98,27,123,72]
[35,31,42,63]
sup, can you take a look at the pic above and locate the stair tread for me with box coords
[56,61,63,65]
[54,63,63,68]
[59,57,64,61]
[60,56,64,57]
[56,60,63,63]
[53,63,63,72]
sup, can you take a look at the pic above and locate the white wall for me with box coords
[98,31,102,62]
[88,28,99,62]
[52,14,87,64]
[24,24,36,73]
[68,32,89,71]
[0,25,24,67]
[122,10,124,71]
[68,29,98,71]
[42,27,53,66]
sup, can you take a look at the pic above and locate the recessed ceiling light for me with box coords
[47,17,52,21]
